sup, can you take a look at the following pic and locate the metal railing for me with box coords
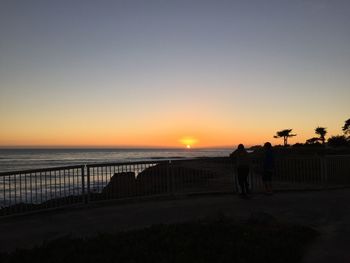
[84,158,234,202]
[1,156,349,216]
[0,165,85,216]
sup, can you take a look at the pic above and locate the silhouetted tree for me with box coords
[274,129,296,146]
[306,137,319,145]
[343,119,350,135]
[328,135,348,147]
[315,127,327,144]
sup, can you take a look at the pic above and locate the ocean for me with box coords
[0,148,233,173]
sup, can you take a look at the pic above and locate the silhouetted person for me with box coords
[230,144,250,197]
[262,142,274,194]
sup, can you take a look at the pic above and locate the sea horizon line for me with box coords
[0,146,236,150]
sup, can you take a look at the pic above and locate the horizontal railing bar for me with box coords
[86,160,169,168]
[0,165,85,177]
[1,155,346,176]
[85,158,203,168]
[0,157,226,177]
[1,155,338,176]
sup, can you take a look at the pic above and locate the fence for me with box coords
[1,156,349,216]
[0,165,85,216]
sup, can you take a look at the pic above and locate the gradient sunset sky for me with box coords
[0,0,349,148]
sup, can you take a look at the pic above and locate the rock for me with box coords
[102,172,137,198]
[136,164,168,195]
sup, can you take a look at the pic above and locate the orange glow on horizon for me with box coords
[0,130,324,148]
[179,137,198,148]
[0,116,345,148]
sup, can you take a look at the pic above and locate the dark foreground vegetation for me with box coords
[0,216,317,263]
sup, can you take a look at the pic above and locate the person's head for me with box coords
[264,142,272,149]
[237,144,245,151]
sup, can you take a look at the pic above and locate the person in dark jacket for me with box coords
[262,142,274,194]
[230,144,250,197]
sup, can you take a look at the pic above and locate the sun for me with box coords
[179,136,198,149]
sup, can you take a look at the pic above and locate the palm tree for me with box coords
[315,127,327,144]
[274,129,296,146]
[343,119,350,135]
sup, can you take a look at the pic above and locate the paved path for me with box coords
[1,189,350,262]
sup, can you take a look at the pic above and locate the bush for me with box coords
[328,135,349,147]
[1,218,318,263]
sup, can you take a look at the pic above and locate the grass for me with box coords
[0,217,317,263]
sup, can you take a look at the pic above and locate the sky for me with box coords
[0,0,349,148]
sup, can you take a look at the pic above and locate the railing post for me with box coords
[320,156,328,189]
[324,157,328,188]
[232,160,238,194]
[248,163,253,194]
[166,161,170,195]
[81,165,85,203]
[166,160,174,196]
[86,165,91,203]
